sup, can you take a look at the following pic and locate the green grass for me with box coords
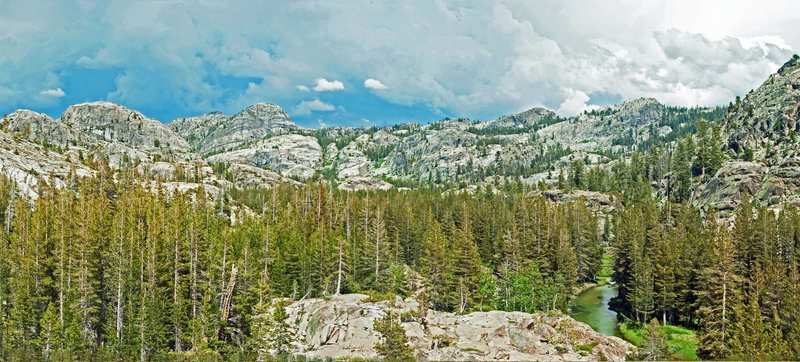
[597,251,615,279]
[619,321,699,360]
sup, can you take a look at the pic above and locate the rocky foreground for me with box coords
[269,294,634,361]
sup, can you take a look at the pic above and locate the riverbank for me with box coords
[570,248,615,300]
[570,283,620,337]
[619,321,699,360]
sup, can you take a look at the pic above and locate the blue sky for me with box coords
[1,1,798,128]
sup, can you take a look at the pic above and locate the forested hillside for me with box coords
[0,169,602,357]
[0,56,799,360]
[0,158,799,359]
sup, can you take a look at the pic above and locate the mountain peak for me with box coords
[61,101,146,126]
[488,106,556,129]
[233,103,295,126]
[169,103,301,154]
[612,97,664,126]
[778,54,800,75]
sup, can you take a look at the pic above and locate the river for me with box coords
[569,280,621,337]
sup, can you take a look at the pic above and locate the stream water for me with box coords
[570,280,621,337]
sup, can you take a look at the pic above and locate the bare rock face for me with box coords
[724,56,800,162]
[323,142,339,166]
[385,127,479,179]
[0,130,95,199]
[337,177,393,191]
[486,107,557,129]
[171,103,301,154]
[694,57,800,212]
[537,98,665,154]
[337,142,373,178]
[224,163,302,189]
[371,129,400,146]
[269,294,633,361]
[535,189,616,212]
[5,109,97,148]
[61,102,193,159]
[94,142,151,168]
[614,98,664,127]
[207,134,322,179]
[168,111,231,152]
[694,159,800,211]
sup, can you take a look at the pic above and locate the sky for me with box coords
[0,0,798,128]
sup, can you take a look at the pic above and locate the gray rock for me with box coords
[695,57,800,212]
[337,177,393,191]
[61,101,193,159]
[207,134,322,179]
[170,103,301,154]
[0,130,95,200]
[484,107,557,129]
[337,142,373,178]
[266,294,634,361]
[5,109,96,148]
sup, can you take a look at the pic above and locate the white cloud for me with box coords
[317,119,329,128]
[364,78,388,90]
[297,85,309,92]
[39,88,65,97]
[0,0,798,122]
[314,78,345,92]
[292,99,336,116]
[556,89,599,117]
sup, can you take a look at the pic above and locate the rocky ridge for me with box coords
[483,106,557,129]
[0,129,95,199]
[696,56,800,212]
[61,101,193,159]
[4,56,798,213]
[207,134,323,179]
[269,293,633,361]
[169,103,301,154]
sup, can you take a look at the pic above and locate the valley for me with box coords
[0,55,798,361]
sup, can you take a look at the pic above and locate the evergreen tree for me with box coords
[639,318,670,360]
[672,137,694,202]
[374,312,414,360]
[698,228,741,360]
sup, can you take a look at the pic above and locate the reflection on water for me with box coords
[570,281,621,337]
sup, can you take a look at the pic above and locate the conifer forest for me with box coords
[0,141,799,360]
[2,4,800,358]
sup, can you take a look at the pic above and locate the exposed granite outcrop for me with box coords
[266,294,634,361]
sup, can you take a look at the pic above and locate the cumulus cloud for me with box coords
[39,88,65,97]
[556,89,598,117]
[364,78,388,90]
[314,78,345,92]
[292,99,336,116]
[0,0,797,123]
[297,85,309,92]
[317,119,329,128]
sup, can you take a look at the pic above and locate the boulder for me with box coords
[265,294,635,361]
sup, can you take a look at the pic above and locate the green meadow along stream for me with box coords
[570,279,621,338]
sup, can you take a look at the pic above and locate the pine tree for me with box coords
[374,312,413,360]
[639,318,670,360]
[252,301,293,355]
[672,137,694,202]
[424,218,448,310]
[698,228,741,359]
[38,302,62,354]
[449,204,481,313]
[653,222,677,325]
